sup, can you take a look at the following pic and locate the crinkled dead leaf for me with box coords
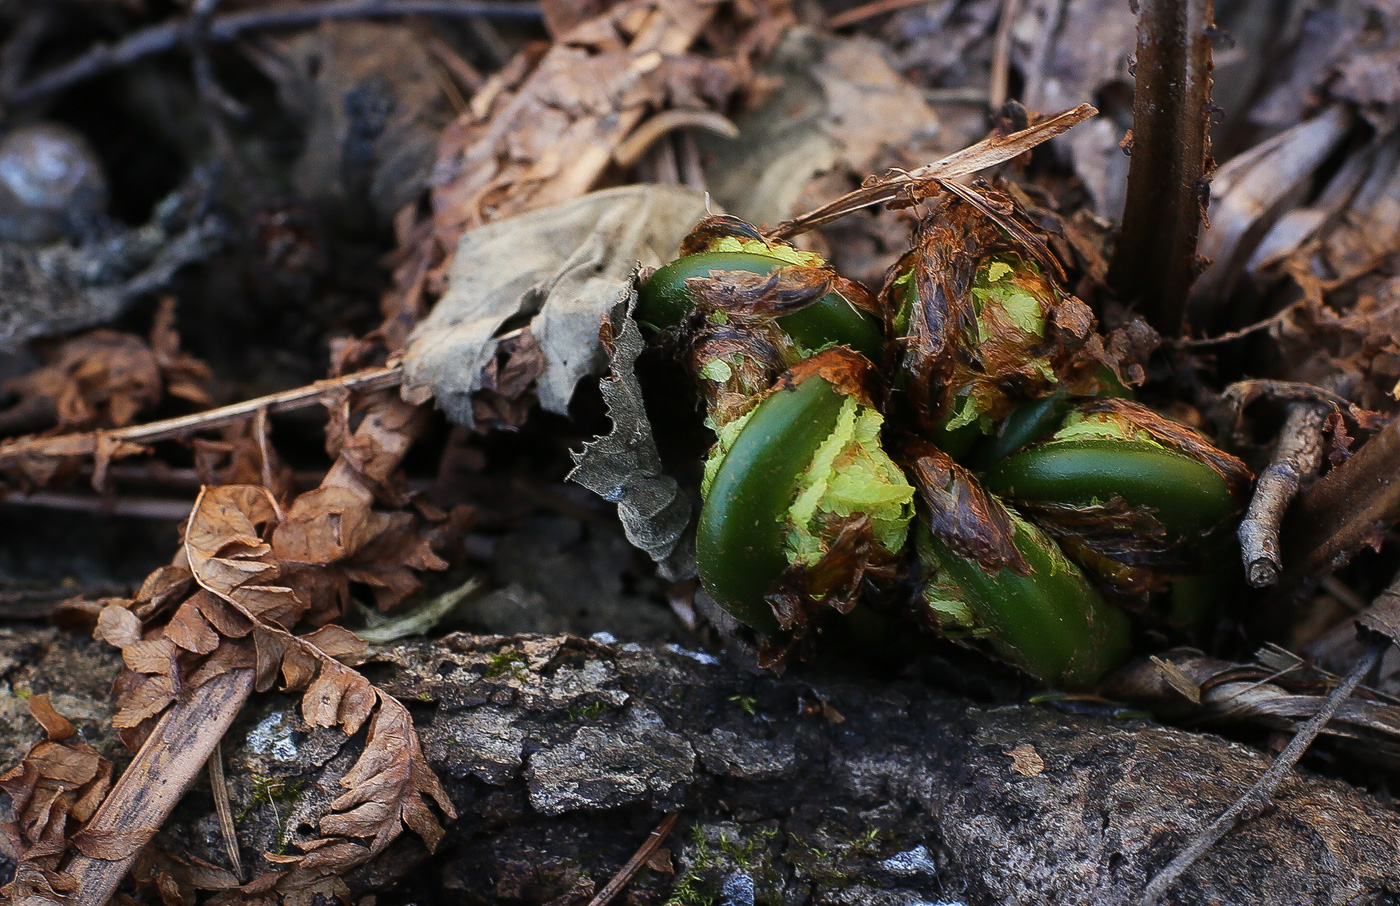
[402,184,711,428]
[900,437,1028,576]
[181,486,454,869]
[90,481,455,894]
[569,288,696,581]
[893,193,1105,434]
[0,695,112,904]
[428,0,747,236]
[0,298,209,441]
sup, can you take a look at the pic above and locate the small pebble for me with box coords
[0,122,108,243]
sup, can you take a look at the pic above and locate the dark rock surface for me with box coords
[4,627,1400,904]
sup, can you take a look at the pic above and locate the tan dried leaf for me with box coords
[164,600,221,654]
[318,698,455,854]
[95,604,144,649]
[0,696,112,905]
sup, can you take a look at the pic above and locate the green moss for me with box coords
[483,650,528,678]
[728,694,757,716]
[568,700,609,721]
[665,824,780,906]
[238,775,306,853]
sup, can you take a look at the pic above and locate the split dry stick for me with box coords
[767,103,1096,240]
[65,668,257,905]
[1139,638,1386,905]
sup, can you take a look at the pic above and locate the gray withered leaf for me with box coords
[401,184,710,427]
[568,286,696,581]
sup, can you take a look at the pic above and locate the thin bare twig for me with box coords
[1,490,198,520]
[1218,379,1354,427]
[677,129,708,195]
[0,364,403,471]
[7,0,543,108]
[988,0,1021,111]
[189,0,256,199]
[1173,300,1301,347]
[0,5,52,99]
[1139,638,1386,905]
[585,812,679,906]
[828,0,939,28]
[1238,402,1329,587]
[766,103,1097,240]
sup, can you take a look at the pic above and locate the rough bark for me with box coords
[3,626,1400,905]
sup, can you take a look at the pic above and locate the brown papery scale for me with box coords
[889,194,1111,436]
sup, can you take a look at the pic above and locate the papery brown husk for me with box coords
[898,435,1028,575]
[886,192,1123,435]
[759,513,901,669]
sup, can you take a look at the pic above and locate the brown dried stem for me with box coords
[584,811,679,906]
[0,365,402,478]
[1108,0,1214,336]
[988,0,1020,111]
[766,104,1097,240]
[1281,415,1400,581]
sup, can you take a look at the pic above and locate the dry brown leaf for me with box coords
[0,696,113,904]
[0,298,210,444]
[178,486,454,875]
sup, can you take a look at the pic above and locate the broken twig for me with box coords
[1238,402,1329,587]
[767,104,1096,239]
[585,811,679,906]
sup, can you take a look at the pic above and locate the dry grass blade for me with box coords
[766,103,1097,240]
